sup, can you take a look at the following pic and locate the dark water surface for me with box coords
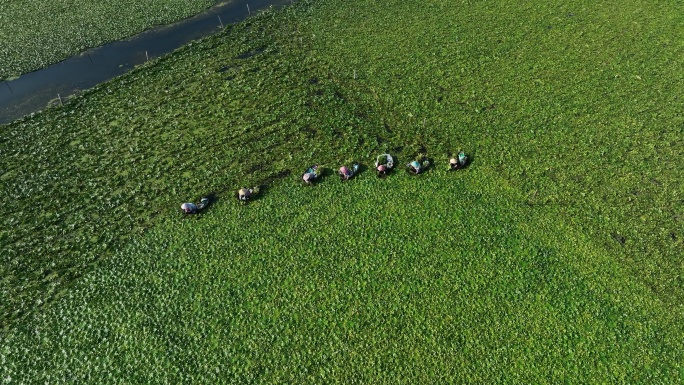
[0,0,293,125]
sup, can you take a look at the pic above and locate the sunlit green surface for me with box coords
[1,0,683,381]
[4,174,682,382]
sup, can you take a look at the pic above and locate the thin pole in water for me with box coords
[247,4,250,14]
[4,81,13,94]
[218,15,224,28]
[145,51,149,61]
[58,94,63,106]
[87,53,93,63]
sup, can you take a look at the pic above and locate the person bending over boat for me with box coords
[375,154,394,177]
[238,187,253,201]
[302,165,320,185]
[339,164,359,181]
[407,159,430,174]
[181,197,210,214]
[449,151,468,170]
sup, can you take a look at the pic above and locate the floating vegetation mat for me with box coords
[1,0,683,381]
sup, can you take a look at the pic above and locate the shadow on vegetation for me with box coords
[355,163,368,178]
[235,47,266,60]
[262,169,292,186]
[319,167,334,180]
[611,232,626,246]
[218,64,239,73]
[251,185,267,202]
[204,192,219,204]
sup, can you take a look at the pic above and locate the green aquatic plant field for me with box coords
[0,0,214,79]
[1,0,684,381]
[4,175,682,382]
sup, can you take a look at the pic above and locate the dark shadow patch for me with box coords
[261,142,279,153]
[205,192,218,203]
[225,76,235,81]
[611,232,626,246]
[481,103,496,112]
[244,163,262,175]
[467,153,475,167]
[236,47,265,60]
[302,126,316,138]
[218,64,238,73]
[334,90,346,101]
[259,169,292,189]
[384,122,394,134]
[309,77,319,84]
[320,167,334,179]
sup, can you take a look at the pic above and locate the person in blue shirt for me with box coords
[407,159,430,174]
[449,151,468,170]
[302,165,320,185]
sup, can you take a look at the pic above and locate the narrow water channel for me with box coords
[0,0,293,126]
